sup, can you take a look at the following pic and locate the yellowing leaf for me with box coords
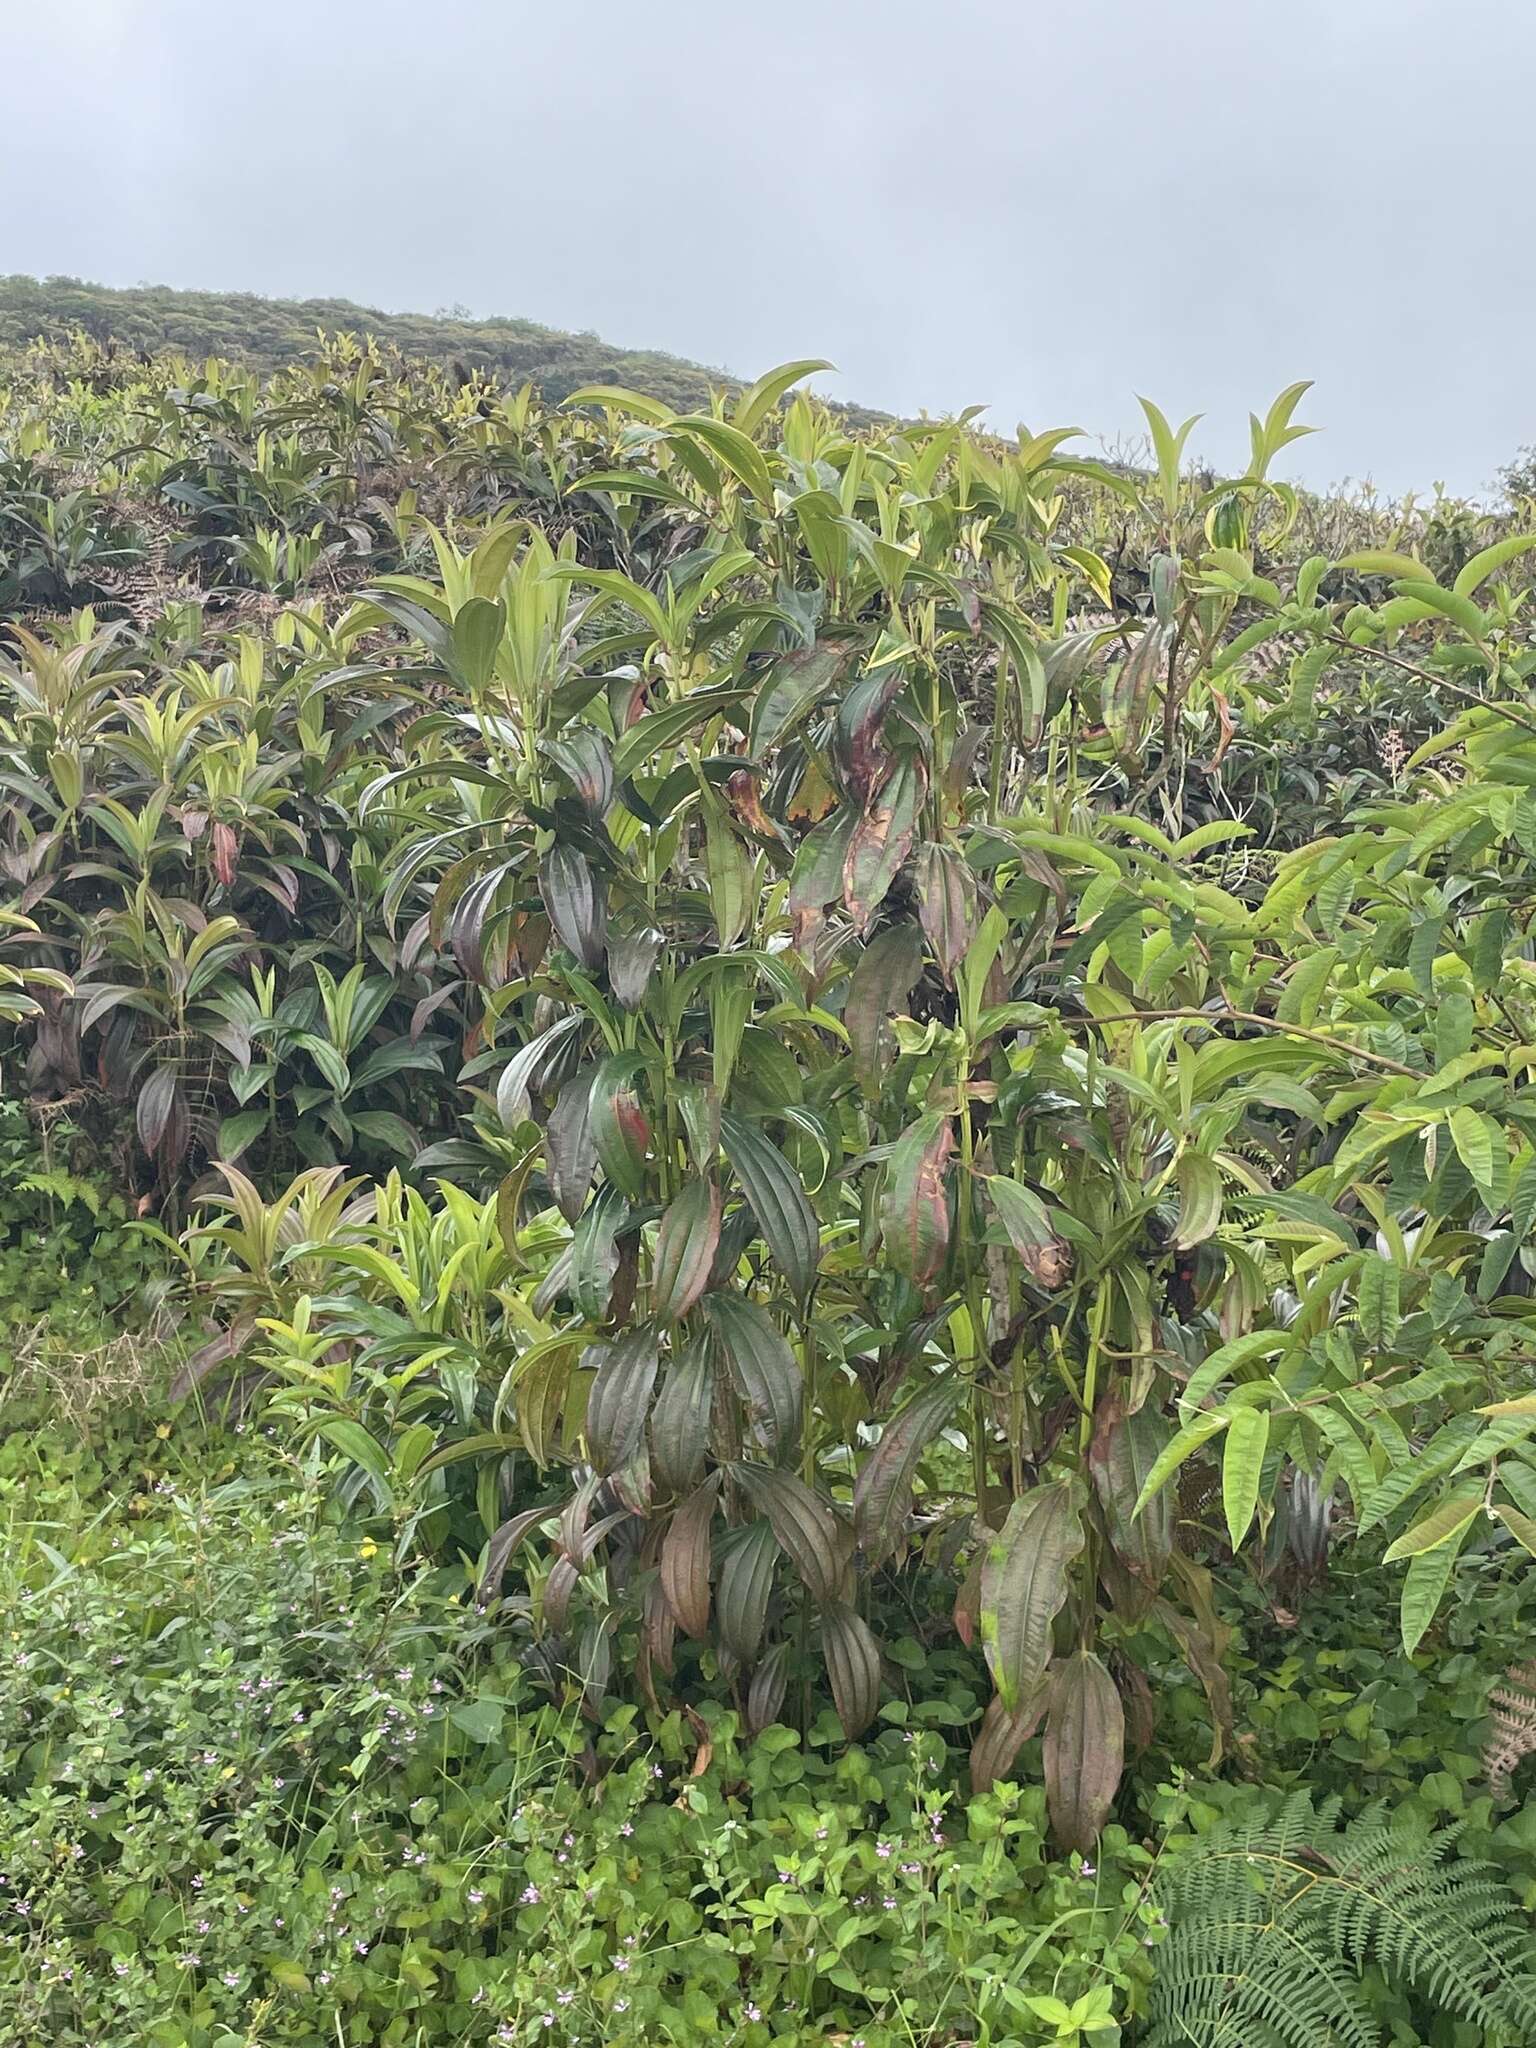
[1171,1152,1224,1250]
[1382,1492,1482,1563]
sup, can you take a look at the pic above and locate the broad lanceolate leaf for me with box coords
[589,1053,651,1201]
[843,755,922,929]
[650,1340,713,1497]
[1089,1399,1173,1597]
[139,1065,189,1170]
[610,688,748,783]
[881,1112,954,1291]
[652,1178,722,1322]
[915,840,977,982]
[1382,1491,1483,1563]
[987,1175,1071,1290]
[980,1480,1086,1711]
[606,927,663,1010]
[969,1682,1050,1794]
[702,1292,803,1457]
[451,595,505,690]
[570,1184,627,1322]
[1102,621,1169,766]
[734,1464,843,1604]
[541,727,613,818]
[733,357,833,438]
[786,808,856,934]
[1399,1528,1469,1656]
[1496,1501,1536,1557]
[583,1329,659,1474]
[1044,1651,1124,1852]
[1356,1254,1402,1349]
[545,1066,598,1223]
[495,1014,583,1129]
[480,1506,550,1604]
[660,1474,719,1637]
[821,1599,882,1738]
[1448,1105,1502,1199]
[719,1113,820,1303]
[1221,1404,1269,1549]
[837,668,907,800]
[748,641,850,758]
[1133,1409,1231,1518]
[716,1520,776,1662]
[1171,1152,1223,1249]
[539,842,607,970]
[853,1375,964,1569]
[315,1418,393,1512]
[701,788,752,948]
[746,1642,790,1735]
[845,921,925,1097]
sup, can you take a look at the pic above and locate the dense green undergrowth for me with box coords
[5,1406,1535,2048]
[2,1421,1163,2048]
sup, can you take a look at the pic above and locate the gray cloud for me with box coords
[7,0,1533,496]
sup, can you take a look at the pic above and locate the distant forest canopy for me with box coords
[0,273,741,411]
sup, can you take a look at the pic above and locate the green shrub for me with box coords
[4,327,1536,1884]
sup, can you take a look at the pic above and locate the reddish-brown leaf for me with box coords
[845,921,925,1098]
[822,1600,882,1738]
[211,821,239,887]
[652,1178,723,1323]
[970,1680,1050,1794]
[1044,1650,1125,1853]
[880,1112,954,1291]
[660,1475,719,1637]
[915,841,977,982]
[843,757,921,931]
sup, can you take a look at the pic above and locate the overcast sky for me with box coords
[8,0,1533,498]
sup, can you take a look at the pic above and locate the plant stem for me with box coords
[1061,1004,1421,1078]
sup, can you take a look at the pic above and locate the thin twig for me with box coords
[1062,1003,1421,1078]
[1322,633,1536,744]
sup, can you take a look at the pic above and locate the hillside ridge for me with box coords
[0,273,740,410]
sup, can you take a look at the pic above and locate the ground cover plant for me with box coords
[4,323,1536,2043]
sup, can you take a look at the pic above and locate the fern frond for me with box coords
[17,1167,102,1214]
[1147,1792,1536,2048]
[1484,1661,1536,1802]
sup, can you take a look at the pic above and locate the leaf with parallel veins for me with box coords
[583,1328,659,1473]
[539,841,607,969]
[980,1481,1085,1711]
[734,1463,845,1604]
[1044,1650,1124,1852]
[652,1178,723,1322]
[881,1112,954,1291]
[846,921,925,1098]
[702,1292,803,1458]
[719,1113,819,1303]
[660,1474,719,1637]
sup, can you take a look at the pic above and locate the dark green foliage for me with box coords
[0,1099,162,1355]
